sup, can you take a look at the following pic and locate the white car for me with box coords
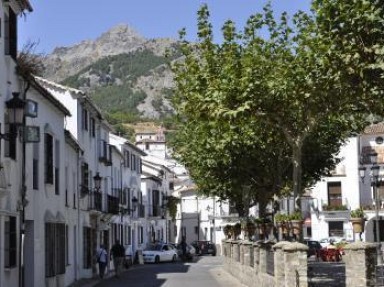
[143,243,178,263]
[319,237,346,248]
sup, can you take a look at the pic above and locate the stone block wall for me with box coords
[222,240,308,287]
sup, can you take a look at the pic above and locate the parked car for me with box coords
[191,241,217,256]
[177,243,196,261]
[319,237,346,248]
[303,240,322,258]
[142,243,178,263]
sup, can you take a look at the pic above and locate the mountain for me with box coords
[42,24,180,121]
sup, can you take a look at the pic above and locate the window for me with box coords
[82,107,88,131]
[33,142,39,189]
[328,221,344,237]
[83,227,92,269]
[125,226,131,245]
[4,7,17,59]
[81,163,89,193]
[55,140,60,194]
[124,150,130,168]
[194,226,199,234]
[4,216,17,268]
[131,154,136,171]
[328,182,342,206]
[5,124,17,160]
[139,226,144,244]
[45,133,54,184]
[45,222,66,277]
[90,117,95,137]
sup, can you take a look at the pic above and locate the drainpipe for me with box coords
[19,82,30,287]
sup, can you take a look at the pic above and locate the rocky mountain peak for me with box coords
[44,24,147,82]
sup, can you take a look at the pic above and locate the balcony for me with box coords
[107,195,119,214]
[99,140,112,166]
[89,192,102,213]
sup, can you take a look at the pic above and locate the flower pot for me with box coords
[350,217,364,233]
[290,220,303,235]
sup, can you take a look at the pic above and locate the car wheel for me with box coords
[155,256,160,263]
[172,255,177,262]
[212,252,216,256]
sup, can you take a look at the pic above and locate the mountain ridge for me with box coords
[42,24,180,122]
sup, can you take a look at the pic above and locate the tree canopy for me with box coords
[170,2,384,216]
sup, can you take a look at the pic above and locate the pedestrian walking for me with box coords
[110,240,125,277]
[96,244,108,279]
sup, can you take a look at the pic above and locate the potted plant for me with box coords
[223,224,232,239]
[241,219,256,240]
[350,208,365,233]
[275,213,289,235]
[233,223,242,239]
[288,210,303,235]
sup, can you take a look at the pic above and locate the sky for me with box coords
[19,0,311,55]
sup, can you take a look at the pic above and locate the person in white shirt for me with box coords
[96,244,108,278]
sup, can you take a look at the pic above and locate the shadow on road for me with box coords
[94,259,193,287]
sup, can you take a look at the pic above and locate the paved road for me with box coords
[93,256,245,287]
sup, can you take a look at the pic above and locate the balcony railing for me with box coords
[107,195,120,214]
[89,191,102,212]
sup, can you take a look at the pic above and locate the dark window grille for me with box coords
[82,108,88,131]
[83,227,92,269]
[33,159,39,189]
[45,222,66,277]
[4,7,17,59]
[4,216,16,268]
[45,133,54,184]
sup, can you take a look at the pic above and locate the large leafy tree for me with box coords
[171,2,376,215]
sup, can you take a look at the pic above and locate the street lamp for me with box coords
[93,172,102,191]
[359,151,383,265]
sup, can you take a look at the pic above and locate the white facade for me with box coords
[308,129,384,243]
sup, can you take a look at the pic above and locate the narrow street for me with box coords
[93,256,245,287]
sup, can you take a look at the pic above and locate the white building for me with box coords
[308,124,384,243]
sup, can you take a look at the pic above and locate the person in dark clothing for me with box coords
[180,236,187,261]
[110,240,125,277]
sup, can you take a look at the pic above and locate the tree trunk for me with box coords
[292,144,303,212]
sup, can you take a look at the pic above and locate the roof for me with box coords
[35,76,114,132]
[109,133,147,156]
[30,76,71,116]
[12,0,33,12]
[363,122,384,135]
[64,130,82,153]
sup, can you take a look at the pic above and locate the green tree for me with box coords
[171,3,372,215]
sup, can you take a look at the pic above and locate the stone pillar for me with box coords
[242,241,253,267]
[343,242,377,287]
[240,241,245,265]
[273,241,290,287]
[259,242,267,274]
[253,242,261,274]
[283,242,308,287]
[231,240,240,262]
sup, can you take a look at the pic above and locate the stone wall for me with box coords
[222,240,308,287]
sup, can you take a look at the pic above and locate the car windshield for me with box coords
[146,244,163,251]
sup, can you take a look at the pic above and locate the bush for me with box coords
[350,208,365,218]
